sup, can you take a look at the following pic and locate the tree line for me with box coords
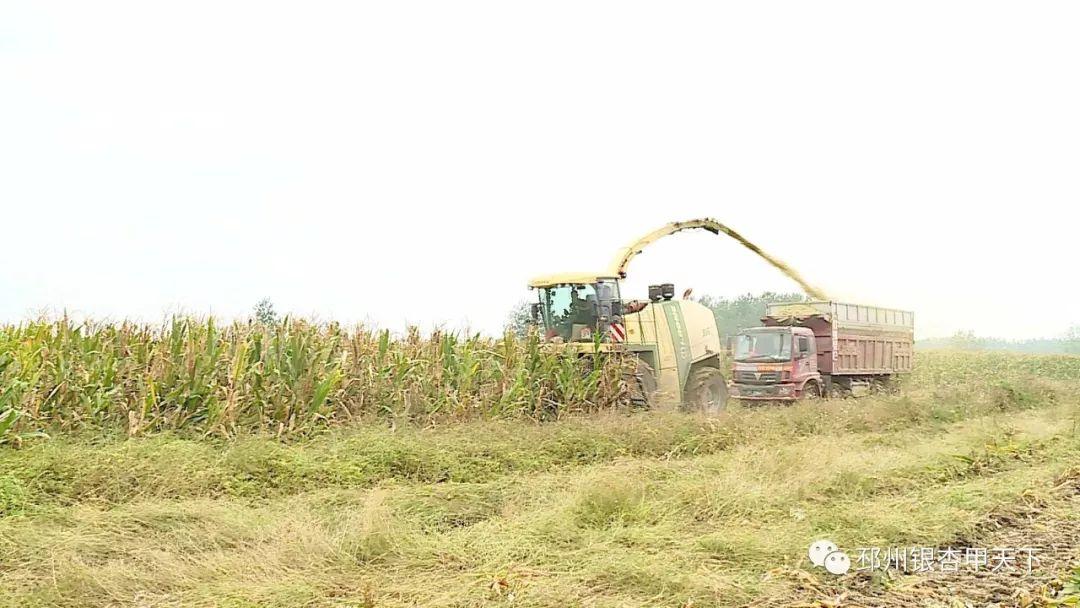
[917,329,1080,354]
[507,294,1080,355]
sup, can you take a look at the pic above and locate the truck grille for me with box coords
[735,370,781,384]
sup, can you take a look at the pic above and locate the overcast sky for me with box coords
[2,1,1077,339]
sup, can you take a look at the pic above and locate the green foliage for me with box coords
[2,351,1080,606]
[5,350,1077,512]
[572,472,653,528]
[697,291,806,340]
[0,408,19,439]
[252,298,278,325]
[1053,566,1080,605]
[0,407,48,447]
[0,473,27,515]
[913,350,1080,383]
[504,298,536,338]
[918,329,1080,354]
[0,317,629,439]
[3,351,1080,607]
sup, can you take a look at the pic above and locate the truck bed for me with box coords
[764,301,914,376]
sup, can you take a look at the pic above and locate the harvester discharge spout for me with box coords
[606,218,828,301]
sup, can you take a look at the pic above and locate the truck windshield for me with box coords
[734,330,792,362]
[538,281,619,342]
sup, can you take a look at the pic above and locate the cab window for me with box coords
[797,336,811,357]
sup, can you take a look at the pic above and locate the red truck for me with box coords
[728,301,914,400]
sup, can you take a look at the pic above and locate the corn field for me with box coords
[0,317,630,440]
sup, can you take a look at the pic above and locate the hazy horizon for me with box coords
[3,2,1077,341]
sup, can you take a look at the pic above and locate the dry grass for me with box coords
[2,351,1080,607]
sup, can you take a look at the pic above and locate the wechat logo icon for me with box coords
[808,539,851,575]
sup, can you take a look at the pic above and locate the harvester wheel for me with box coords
[684,368,728,414]
[627,359,657,409]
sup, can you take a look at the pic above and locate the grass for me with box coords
[1,350,1079,606]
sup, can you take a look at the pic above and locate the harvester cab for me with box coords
[530,276,623,344]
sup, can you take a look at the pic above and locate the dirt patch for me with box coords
[748,469,1080,607]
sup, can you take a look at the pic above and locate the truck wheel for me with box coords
[627,359,657,409]
[829,379,851,399]
[873,377,900,395]
[684,368,728,414]
[803,381,822,400]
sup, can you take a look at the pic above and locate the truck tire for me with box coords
[873,376,900,395]
[627,359,657,409]
[803,381,821,400]
[684,367,728,414]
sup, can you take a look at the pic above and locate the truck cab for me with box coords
[729,326,821,401]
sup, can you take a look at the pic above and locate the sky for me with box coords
[1,1,1077,340]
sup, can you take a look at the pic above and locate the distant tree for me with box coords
[947,330,985,350]
[697,292,807,341]
[1065,325,1080,354]
[253,298,278,325]
[504,298,536,338]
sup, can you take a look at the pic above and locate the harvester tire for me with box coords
[684,368,728,414]
[627,359,657,409]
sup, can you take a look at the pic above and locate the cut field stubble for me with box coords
[3,350,1080,606]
